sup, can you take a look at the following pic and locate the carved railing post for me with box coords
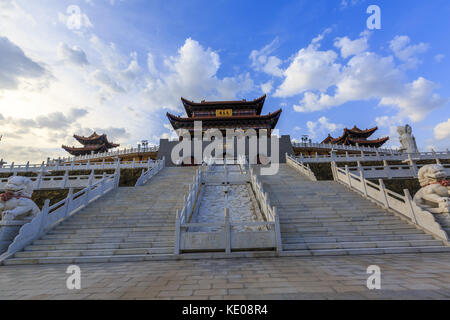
[404,189,418,224]
[378,179,389,209]
[345,165,352,187]
[358,170,367,197]
[65,188,74,218]
[224,208,231,254]
[274,207,282,253]
[38,199,51,237]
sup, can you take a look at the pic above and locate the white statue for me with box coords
[413,164,450,214]
[397,124,419,154]
[0,176,40,221]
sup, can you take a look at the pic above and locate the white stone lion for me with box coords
[0,176,40,221]
[413,164,450,214]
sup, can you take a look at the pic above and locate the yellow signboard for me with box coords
[216,109,233,117]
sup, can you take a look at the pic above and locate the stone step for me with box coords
[42,232,175,240]
[47,226,175,234]
[14,246,173,258]
[3,253,175,265]
[281,229,425,237]
[282,239,444,251]
[279,220,405,227]
[281,233,434,243]
[282,246,450,257]
[26,241,173,251]
[56,223,175,229]
[34,236,174,245]
[280,224,416,233]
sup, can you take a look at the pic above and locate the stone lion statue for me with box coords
[0,176,40,221]
[413,164,450,214]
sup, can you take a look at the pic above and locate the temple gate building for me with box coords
[166,95,282,138]
[158,96,293,166]
[62,132,120,156]
[321,126,389,148]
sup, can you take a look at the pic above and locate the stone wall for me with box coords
[157,135,294,166]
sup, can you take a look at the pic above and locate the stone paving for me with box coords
[2,253,450,300]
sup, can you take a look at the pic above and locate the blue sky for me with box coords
[0,0,449,162]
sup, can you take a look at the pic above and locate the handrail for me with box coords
[286,153,317,181]
[0,158,155,173]
[248,167,282,252]
[174,163,282,254]
[50,145,159,163]
[331,162,448,241]
[295,149,450,163]
[344,162,450,179]
[0,165,121,263]
[135,157,165,186]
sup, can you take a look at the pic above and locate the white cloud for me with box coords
[142,38,254,112]
[435,54,445,63]
[306,116,343,140]
[379,77,448,122]
[57,42,89,66]
[249,38,283,77]
[274,45,341,97]
[334,32,369,58]
[434,118,450,140]
[340,0,364,8]
[389,35,428,69]
[120,52,140,80]
[58,5,93,31]
[89,69,125,94]
[260,80,273,94]
[0,36,48,90]
[147,53,158,75]
[279,33,446,123]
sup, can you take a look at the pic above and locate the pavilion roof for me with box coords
[181,95,266,117]
[73,132,120,148]
[166,108,282,131]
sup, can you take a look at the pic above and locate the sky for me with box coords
[0,0,449,163]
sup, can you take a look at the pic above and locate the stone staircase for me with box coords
[3,167,197,265]
[259,164,450,256]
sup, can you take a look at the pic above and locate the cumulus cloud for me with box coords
[89,69,125,94]
[121,52,140,80]
[306,117,343,139]
[389,35,428,69]
[142,38,254,112]
[249,38,283,77]
[147,53,158,75]
[274,33,447,123]
[435,54,445,63]
[340,0,364,8]
[379,77,448,122]
[274,41,341,97]
[260,80,273,94]
[334,32,369,58]
[58,5,93,31]
[434,118,450,140]
[57,42,89,66]
[0,36,48,90]
[0,108,88,133]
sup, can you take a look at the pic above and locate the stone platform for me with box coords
[1,253,450,299]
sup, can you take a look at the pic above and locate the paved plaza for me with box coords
[1,252,450,300]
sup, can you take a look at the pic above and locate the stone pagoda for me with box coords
[62,132,120,156]
[321,126,389,148]
[166,95,282,138]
